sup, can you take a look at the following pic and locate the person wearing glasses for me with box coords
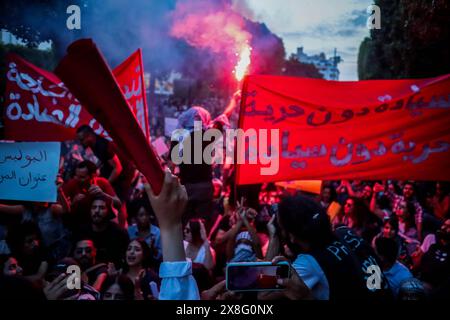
[332,197,381,243]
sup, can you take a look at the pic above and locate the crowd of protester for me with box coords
[0,95,449,301]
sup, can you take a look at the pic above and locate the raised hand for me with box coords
[267,214,277,238]
[144,169,188,231]
[199,220,208,242]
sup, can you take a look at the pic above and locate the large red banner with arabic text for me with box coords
[3,50,149,141]
[236,74,450,184]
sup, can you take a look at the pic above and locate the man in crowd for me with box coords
[127,198,162,261]
[63,160,121,225]
[417,218,450,294]
[266,195,392,300]
[75,196,129,268]
[381,181,424,241]
[374,237,414,298]
[77,125,137,227]
[73,239,108,291]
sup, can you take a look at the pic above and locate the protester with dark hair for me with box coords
[269,195,391,300]
[127,198,162,262]
[43,257,100,300]
[374,237,414,298]
[76,125,123,184]
[333,197,381,242]
[0,176,71,262]
[72,239,108,291]
[417,218,450,293]
[371,217,414,269]
[21,202,71,263]
[107,239,161,300]
[75,197,129,268]
[76,125,136,228]
[101,274,135,300]
[103,239,160,300]
[6,221,48,285]
[184,219,216,272]
[384,181,424,241]
[320,183,341,224]
[63,160,121,225]
[394,200,420,253]
[431,182,450,221]
[360,183,373,205]
[319,183,337,210]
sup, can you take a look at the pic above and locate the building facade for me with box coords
[296,47,342,80]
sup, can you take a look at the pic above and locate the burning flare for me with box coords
[234,45,252,82]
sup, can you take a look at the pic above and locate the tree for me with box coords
[0,0,86,57]
[358,0,450,80]
[283,54,323,79]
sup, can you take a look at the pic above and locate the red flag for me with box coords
[55,39,164,194]
[3,53,98,141]
[3,51,149,141]
[236,74,450,184]
[113,49,150,139]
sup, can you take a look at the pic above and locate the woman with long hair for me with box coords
[108,238,160,300]
[432,182,450,221]
[183,219,216,272]
[371,217,414,269]
[101,274,135,300]
[333,197,381,242]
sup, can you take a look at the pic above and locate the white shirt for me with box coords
[183,240,216,265]
[159,261,200,300]
[293,254,330,300]
[420,234,436,253]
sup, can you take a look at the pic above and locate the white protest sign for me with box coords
[164,117,178,137]
[0,142,61,202]
[152,137,169,157]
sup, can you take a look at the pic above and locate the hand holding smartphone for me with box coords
[226,261,290,292]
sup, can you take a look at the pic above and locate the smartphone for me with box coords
[46,265,80,298]
[226,261,290,292]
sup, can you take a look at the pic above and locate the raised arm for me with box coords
[265,215,281,261]
[107,154,123,184]
[223,90,241,119]
[199,220,215,271]
[51,175,71,217]
[144,171,187,262]
[144,170,199,300]
[241,209,263,259]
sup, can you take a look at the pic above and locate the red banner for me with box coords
[3,51,149,141]
[112,49,150,140]
[55,39,164,194]
[236,74,450,184]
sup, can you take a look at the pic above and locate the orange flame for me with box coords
[234,45,251,81]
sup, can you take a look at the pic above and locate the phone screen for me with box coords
[226,263,290,292]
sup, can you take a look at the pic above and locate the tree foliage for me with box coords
[283,54,323,79]
[358,0,450,80]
